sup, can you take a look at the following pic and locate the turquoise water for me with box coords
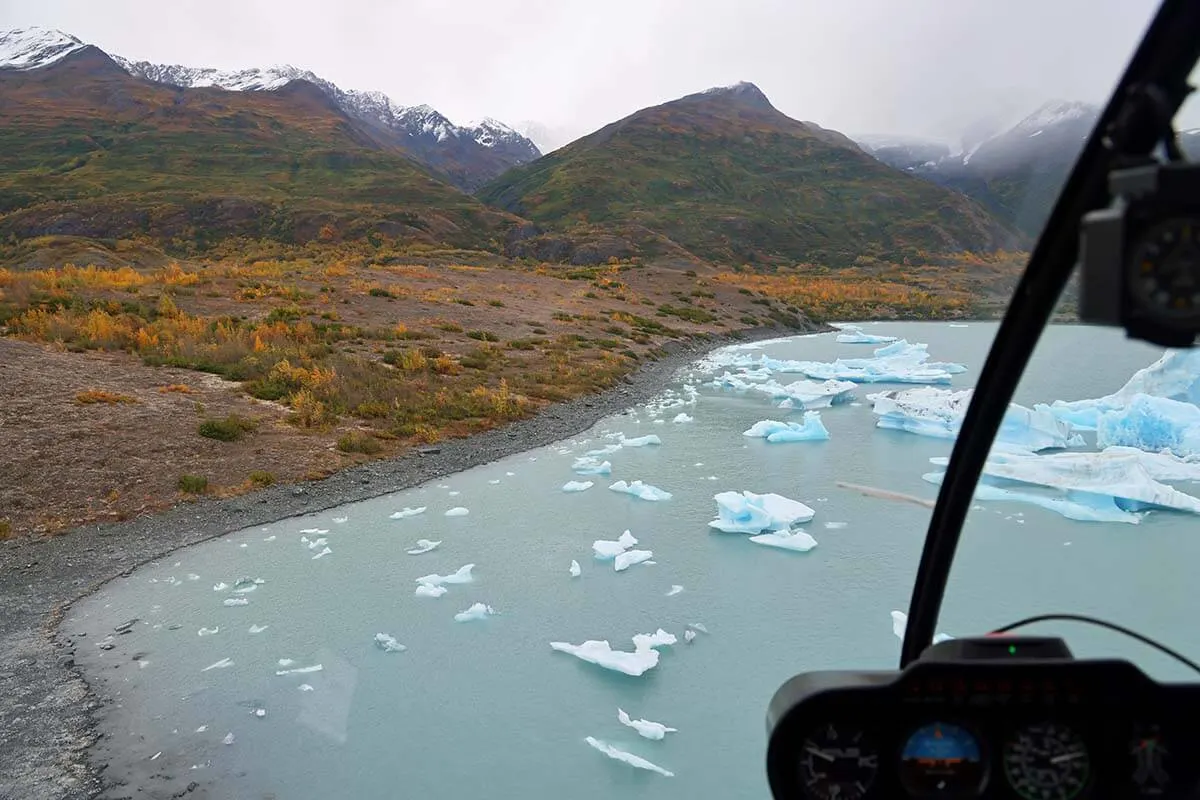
[67,322,1200,798]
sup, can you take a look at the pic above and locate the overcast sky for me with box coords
[2,0,1184,147]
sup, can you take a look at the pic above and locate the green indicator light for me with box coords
[1008,645,1017,655]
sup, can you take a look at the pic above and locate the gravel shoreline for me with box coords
[0,325,807,799]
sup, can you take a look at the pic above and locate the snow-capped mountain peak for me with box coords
[1008,100,1097,136]
[0,27,85,70]
[113,57,318,92]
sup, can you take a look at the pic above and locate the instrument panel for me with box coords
[767,643,1200,800]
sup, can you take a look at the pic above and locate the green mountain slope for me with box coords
[480,83,1021,266]
[0,46,519,254]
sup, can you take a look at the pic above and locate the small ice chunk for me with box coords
[569,560,582,577]
[620,434,662,447]
[836,325,898,344]
[593,530,638,560]
[306,538,328,550]
[448,490,461,496]
[332,516,348,524]
[254,708,266,718]
[415,563,475,587]
[231,577,261,593]
[390,507,427,519]
[222,732,235,745]
[688,622,709,634]
[187,573,200,581]
[506,471,515,476]
[572,457,613,475]
[618,708,678,740]
[213,582,229,592]
[632,629,677,649]
[197,626,219,637]
[709,490,815,533]
[824,521,848,529]
[406,539,442,555]
[278,659,295,667]
[609,480,672,501]
[298,528,329,535]
[195,725,208,733]
[586,443,623,456]
[488,479,501,484]
[247,624,269,634]
[374,633,407,652]
[201,657,233,672]
[298,684,314,692]
[890,611,955,644]
[444,507,470,517]
[684,629,697,643]
[223,597,249,607]
[584,737,674,777]
[311,547,332,559]
[742,411,830,442]
[415,584,448,598]
[275,663,323,675]
[562,480,594,492]
[673,413,694,423]
[749,530,819,552]
[454,602,497,622]
[614,549,653,572]
[666,585,683,596]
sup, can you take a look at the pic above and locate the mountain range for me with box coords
[5,25,1116,269]
[0,28,540,192]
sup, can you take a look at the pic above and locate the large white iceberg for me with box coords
[614,549,654,572]
[1048,350,1200,430]
[593,530,639,560]
[584,737,674,778]
[742,411,830,442]
[869,387,1083,451]
[1095,394,1200,458]
[836,325,898,344]
[924,448,1200,520]
[749,530,819,552]
[710,372,856,409]
[790,340,967,385]
[415,564,476,587]
[562,480,594,492]
[709,491,815,533]
[550,628,675,677]
[454,603,496,623]
[609,480,672,501]
[617,708,678,740]
[572,457,613,476]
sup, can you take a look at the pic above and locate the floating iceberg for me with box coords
[869,387,1082,451]
[620,434,662,447]
[593,530,639,560]
[311,546,332,559]
[201,657,233,672]
[584,737,674,778]
[569,560,581,577]
[232,577,264,593]
[247,624,269,634]
[764,378,857,409]
[454,603,497,623]
[1048,349,1200,430]
[924,447,1200,521]
[609,480,672,501]
[213,582,229,592]
[749,530,819,552]
[374,633,407,653]
[562,480,594,493]
[789,340,966,384]
[673,413,694,423]
[572,457,613,476]
[550,629,674,677]
[416,564,476,587]
[836,325,898,345]
[1095,394,1200,458]
[223,597,249,607]
[444,507,469,517]
[415,584,448,598]
[275,663,323,676]
[586,443,623,457]
[891,611,954,645]
[709,491,815,533]
[742,411,830,442]
[617,708,678,740]
[406,539,441,555]
[614,549,654,572]
[825,521,848,529]
[684,629,697,643]
[198,626,219,636]
[666,584,683,596]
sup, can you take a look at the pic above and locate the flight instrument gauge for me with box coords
[1003,722,1091,800]
[899,721,986,796]
[1128,217,1200,324]
[799,723,879,800]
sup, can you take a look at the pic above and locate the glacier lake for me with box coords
[66,321,1200,799]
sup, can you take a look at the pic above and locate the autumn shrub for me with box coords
[75,389,138,405]
[198,414,256,442]
[178,474,209,494]
[337,431,384,455]
[248,470,275,487]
